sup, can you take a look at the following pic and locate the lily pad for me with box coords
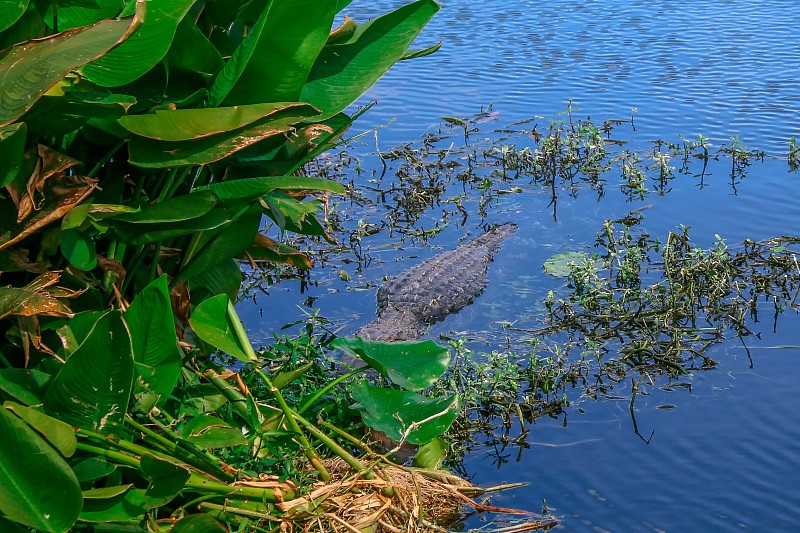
[543,251,592,278]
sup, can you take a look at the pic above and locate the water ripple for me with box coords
[348,1,800,154]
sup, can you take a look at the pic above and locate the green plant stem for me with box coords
[197,502,280,522]
[293,412,371,479]
[145,414,226,471]
[203,369,252,421]
[76,442,140,468]
[255,368,330,481]
[125,415,233,482]
[119,244,146,294]
[166,167,191,199]
[186,476,292,501]
[87,139,126,178]
[133,173,147,202]
[179,493,221,511]
[102,240,119,292]
[148,243,161,282]
[297,366,367,414]
[157,168,180,202]
[77,428,214,478]
[317,418,370,454]
[75,442,291,501]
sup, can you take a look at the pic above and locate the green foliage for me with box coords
[331,336,450,391]
[0,0,443,529]
[0,406,82,532]
[44,310,134,435]
[349,381,459,445]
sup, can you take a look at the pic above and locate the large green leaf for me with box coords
[187,258,243,302]
[22,91,136,137]
[111,208,231,245]
[0,122,26,188]
[79,487,148,522]
[60,227,97,270]
[0,0,30,32]
[43,0,123,31]
[164,14,223,76]
[81,0,196,87]
[139,454,190,508]
[71,457,116,484]
[128,110,320,168]
[189,294,257,363]
[0,3,46,51]
[111,190,217,224]
[331,337,450,391]
[175,205,262,283]
[125,276,182,399]
[213,0,336,106]
[300,0,440,119]
[0,368,52,406]
[119,102,317,141]
[0,9,140,127]
[44,310,134,435]
[0,406,82,533]
[172,514,227,533]
[3,402,77,457]
[53,310,107,357]
[179,414,247,448]
[348,381,459,445]
[195,175,345,206]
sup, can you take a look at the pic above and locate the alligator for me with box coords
[356,223,518,341]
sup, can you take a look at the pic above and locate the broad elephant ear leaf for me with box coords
[42,0,124,31]
[212,0,336,106]
[3,401,77,457]
[189,294,257,363]
[0,6,141,126]
[348,381,459,445]
[0,0,30,32]
[139,454,191,508]
[127,109,320,168]
[125,275,182,400]
[331,337,450,391]
[0,406,82,533]
[44,310,135,435]
[0,123,26,188]
[81,0,195,87]
[300,0,440,119]
[118,102,318,141]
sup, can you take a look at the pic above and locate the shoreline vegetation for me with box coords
[2,1,798,531]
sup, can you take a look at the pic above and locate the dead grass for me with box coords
[276,458,556,532]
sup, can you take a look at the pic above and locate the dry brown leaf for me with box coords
[0,175,96,252]
[97,255,126,287]
[15,145,81,221]
[170,280,190,327]
[246,233,312,270]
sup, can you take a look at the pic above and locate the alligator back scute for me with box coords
[358,223,517,341]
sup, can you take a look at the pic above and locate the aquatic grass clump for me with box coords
[507,217,800,388]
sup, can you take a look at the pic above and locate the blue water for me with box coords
[239,1,800,530]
